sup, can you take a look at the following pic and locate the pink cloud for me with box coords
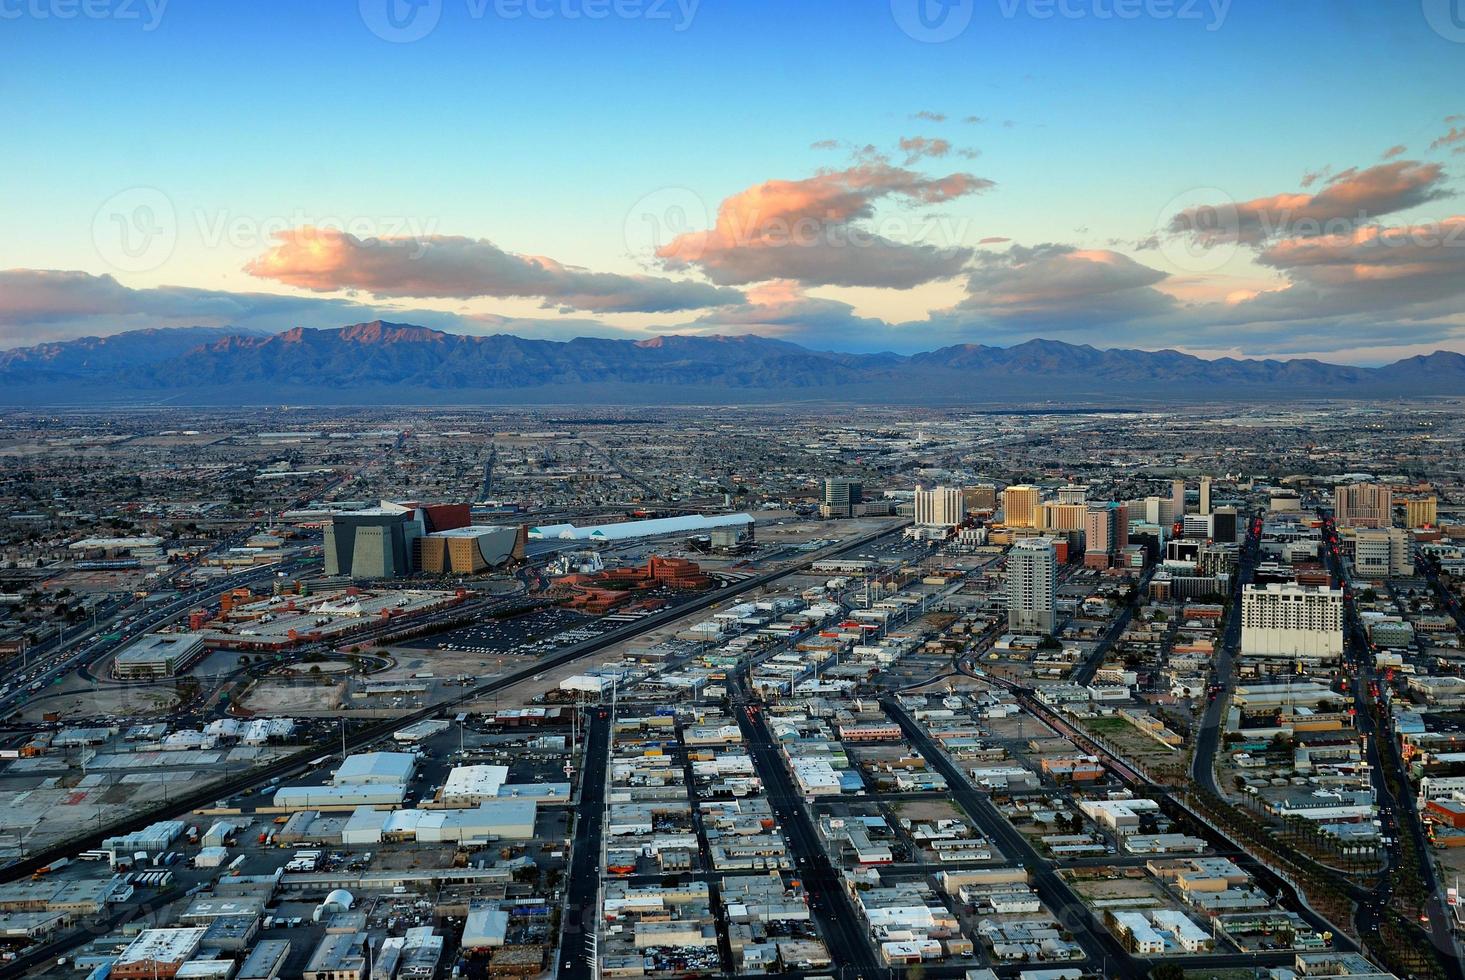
[656,163,992,288]
[899,136,952,164]
[247,227,741,313]
[1170,161,1450,247]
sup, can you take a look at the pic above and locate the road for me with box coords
[1070,566,1155,686]
[557,709,609,980]
[0,557,316,718]
[1190,516,1261,796]
[733,688,884,977]
[882,698,1139,976]
[0,519,911,882]
[1320,514,1463,978]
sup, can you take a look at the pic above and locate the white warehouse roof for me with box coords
[529,513,752,542]
[333,751,417,785]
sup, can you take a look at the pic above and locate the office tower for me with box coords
[1240,583,1344,662]
[1212,506,1239,543]
[1143,496,1175,527]
[1171,479,1186,518]
[1007,537,1057,634]
[1199,477,1212,516]
[914,486,964,527]
[1083,502,1129,568]
[1182,514,1214,539]
[1057,485,1089,505]
[1002,485,1041,528]
[822,478,863,517]
[1355,527,1411,578]
[1333,483,1391,528]
[1041,502,1088,532]
[963,484,998,512]
[1404,496,1438,529]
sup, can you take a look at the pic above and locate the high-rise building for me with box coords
[1354,527,1411,578]
[1182,514,1214,539]
[1143,496,1176,527]
[1199,477,1212,516]
[822,478,863,517]
[1212,506,1239,543]
[1057,485,1089,505]
[914,486,964,527]
[1083,502,1129,567]
[1171,479,1186,518]
[1404,495,1438,529]
[1002,485,1041,529]
[1334,483,1392,528]
[1240,582,1344,662]
[963,484,998,513]
[1007,537,1057,634]
[1041,502,1088,532]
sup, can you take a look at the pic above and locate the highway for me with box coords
[0,557,316,718]
[0,519,911,882]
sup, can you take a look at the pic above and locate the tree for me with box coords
[1148,965,1185,980]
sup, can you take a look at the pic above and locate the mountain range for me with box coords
[3,321,1465,405]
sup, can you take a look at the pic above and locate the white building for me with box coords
[914,486,964,528]
[1354,527,1411,579]
[1240,583,1343,662]
[1006,538,1057,635]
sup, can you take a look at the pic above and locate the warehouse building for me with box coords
[273,752,417,810]
[529,513,752,543]
[112,927,209,979]
[335,751,416,785]
[340,799,536,844]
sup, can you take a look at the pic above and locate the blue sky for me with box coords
[3,0,1464,362]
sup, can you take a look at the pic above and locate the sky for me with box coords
[2,0,1464,363]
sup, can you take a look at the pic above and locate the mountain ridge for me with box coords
[3,321,1463,404]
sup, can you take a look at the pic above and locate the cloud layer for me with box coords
[246,228,742,313]
[655,163,992,289]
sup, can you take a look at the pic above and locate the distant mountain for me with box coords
[2,321,1464,405]
[0,325,263,384]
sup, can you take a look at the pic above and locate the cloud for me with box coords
[963,115,986,124]
[899,136,952,164]
[246,227,742,313]
[810,139,840,151]
[0,268,478,347]
[656,163,992,288]
[1431,126,1465,154]
[1382,144,1406,159]
[912,110,946,122]
[954,243,1174,324]
[1170,161,1452,247]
